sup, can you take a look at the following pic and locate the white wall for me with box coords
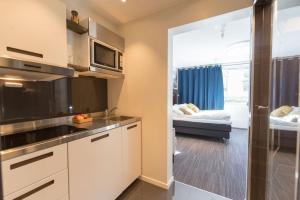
[273,6,300,57]
[63,0,120,33]
[224,103,249,129]
[109,0,252,188]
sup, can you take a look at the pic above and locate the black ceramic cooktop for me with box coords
[1,125,87,151]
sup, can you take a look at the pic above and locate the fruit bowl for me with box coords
[73,114,93,124]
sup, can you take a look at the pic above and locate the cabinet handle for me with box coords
[91,134,109,143]
[127,124,138,130]
[7,46,43,58]
[10,152,53,170]
[13,180,54,200]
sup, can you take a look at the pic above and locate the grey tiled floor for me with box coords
[117,180,230,200]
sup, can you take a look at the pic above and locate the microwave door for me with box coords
[92,41,117,70]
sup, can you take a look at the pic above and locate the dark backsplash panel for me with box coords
[70,77,108,114]
[1,81,52,122]
[0,77,107,124]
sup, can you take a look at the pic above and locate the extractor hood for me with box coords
[0,57,74,81]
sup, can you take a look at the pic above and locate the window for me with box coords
[223,65,250,104]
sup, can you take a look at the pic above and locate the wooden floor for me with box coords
[269,149,296,200]
[174,129,248,200]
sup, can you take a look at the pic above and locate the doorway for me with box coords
[169,8,252,200]
[168,0,300,199]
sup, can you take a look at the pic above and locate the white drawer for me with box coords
[2,144,67,196]
[4,169,68,200]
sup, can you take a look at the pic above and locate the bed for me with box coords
[268,107,300,151]
[270,116,300,131]
[173,104,232,139]
[269,106,300,131]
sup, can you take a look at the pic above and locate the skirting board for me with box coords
[139,175,174,190]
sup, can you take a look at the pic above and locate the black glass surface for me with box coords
[94,42,116,68]
[0,77,108,124]
[0,81,51,123]
[70,77,107,114]
[1,125,87,150]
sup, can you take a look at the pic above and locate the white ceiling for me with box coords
[172,5,300,68]
[273,6,300,57]
[173,8,252,68]
[83,0,189,24]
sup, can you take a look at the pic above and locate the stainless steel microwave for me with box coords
[90,39,123,72]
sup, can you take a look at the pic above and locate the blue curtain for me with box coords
[178,65,224,110]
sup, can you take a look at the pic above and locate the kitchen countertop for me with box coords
[1,116,141,161]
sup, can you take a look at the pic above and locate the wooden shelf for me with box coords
[68,63,125,79]
[66,19,88,35]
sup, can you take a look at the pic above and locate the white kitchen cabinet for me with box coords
[4,169,68,200]
[122,122,142,189]
[68,128,123,200]
[67,30,90,68]
[1,121,142,200]
[0,0,67,67]
[2,144,67,196]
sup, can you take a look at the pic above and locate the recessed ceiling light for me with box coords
[121,0,127,2]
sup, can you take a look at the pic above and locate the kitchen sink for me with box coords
[108,116,133,121]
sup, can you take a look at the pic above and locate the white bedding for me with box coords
[173,116,232,125]
[270,116,299,127]
[172,104,231,125]
[269,107,300,131]
[187,110,231,121]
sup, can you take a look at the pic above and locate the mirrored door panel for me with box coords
[249,0,300,199]
[268,1,300,200]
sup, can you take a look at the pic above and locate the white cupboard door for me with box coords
[69,128,123,200]
[0,0,67,66]
[122,122,142,188]
[4,169,68,200]
[2,144,67,196]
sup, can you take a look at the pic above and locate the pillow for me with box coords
[187,103,200,113]
[173,107,184,116]
[179,106,194,115]
[271,105,293,117]
[175,104,187,108]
